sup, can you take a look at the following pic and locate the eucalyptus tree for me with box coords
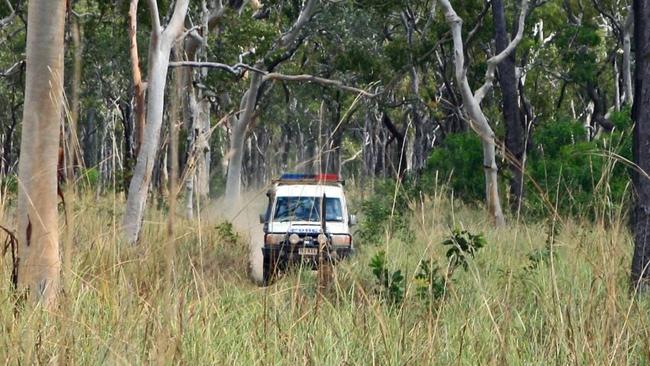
[591,0,634,107]
[437,0,529,226]
[15,0,66,307]
[492,0,526,212]
[123,0,189,244]
[176,0,264,218]
[631,0,650,293]
[222,0,318,203]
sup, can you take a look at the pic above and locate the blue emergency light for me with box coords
[280,173,315,180]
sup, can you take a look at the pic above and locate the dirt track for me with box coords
[205,189,269,284]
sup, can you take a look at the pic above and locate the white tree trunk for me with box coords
[196,99,211,198]
[122,0,189,244]
[16,0,66,307]
[615,58,621,111]
[224,71,262,204]
[623,9,634,106]
[178,1,229,216]
[185,174,194,220]
[437,0,528,227]
[223,0,318,204]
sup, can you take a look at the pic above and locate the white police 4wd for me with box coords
[254,173,356,285]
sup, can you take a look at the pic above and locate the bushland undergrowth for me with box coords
[0,185,649,364]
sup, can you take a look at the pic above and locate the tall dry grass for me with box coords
[0,184,648,365]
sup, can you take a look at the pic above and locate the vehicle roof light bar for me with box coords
[276,173,344,184]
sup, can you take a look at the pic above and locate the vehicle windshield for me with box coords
[273,196,344,222]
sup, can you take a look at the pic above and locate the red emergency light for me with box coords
[314,173,340,182]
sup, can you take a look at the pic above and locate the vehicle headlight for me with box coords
[331,234,351,246]
[289,233,301,245]
[265,234,284,245]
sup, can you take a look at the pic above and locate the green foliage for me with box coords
[216,221,241,246]
[357,180,414,244]
[527,118,632,217]
[526,219,559,271]
[369,250,405,305]
[609,107,634,131]
[424,113,633,219]
[384,40,409,70]
[370,227,485,308]
[80,168,100,189]
[532,120,586,158]
[555,23,603,83]
[422,132,484,202]
[414,259,446,302]
[526,247,553,270]
[442,228,486,271]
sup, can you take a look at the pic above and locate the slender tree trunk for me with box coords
[120,101,135,192]
[83,108,96,169]
[493,0,525,212]
[68,14,83,179]
[167,66,181,280]
[181,63,196,219]
[123,0,189,244]
[129,0,146,156]
[631,0,650,292]
[615,58,621,112]
[16,0,66,307]
[224,71,262,204]
[624,7,634,106]
[439,0,517,226]
[194,99,211,198]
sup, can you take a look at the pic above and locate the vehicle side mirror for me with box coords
[259,213,266,224]
[349,214,357,226]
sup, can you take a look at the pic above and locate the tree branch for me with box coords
[0,0,15,28]
[474,0,529,104]
[164,0,190,41]
[146,0,162,35]
[169,60,267,75]
[169,61,379,97]
[279,0,318,48]
[590,0,621,38]
[465,0,492,47]
[341,149,362,167]
[262,73,378,97]
[207,0,226,30]
[0,59,22,77]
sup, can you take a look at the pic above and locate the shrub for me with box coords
[215,221,241,246]
[527,118,632,217]
[442,228,486,272]
[414,259,446,302]
[369,250,405,305]
[422,132,484,202]
[357,179,414,244]
[80,168,100,189]
[420,114,633,219]
[369,228,486,307]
